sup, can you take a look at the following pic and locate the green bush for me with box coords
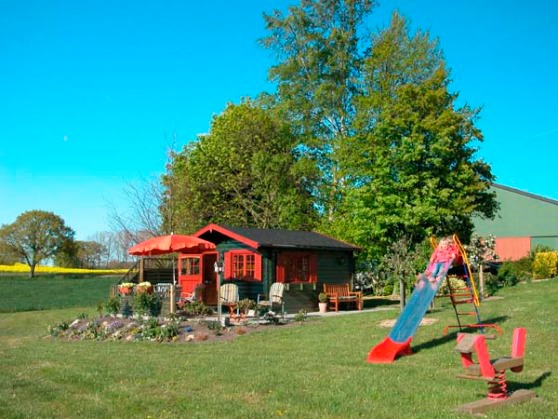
[180,301,212,317]
[382,283,394,296]
[497,262,519,288]
[133,292,161,316]
[105,297,121,315]
[513,256,533,282]
[496,258,533,289]
[484,272,500,296]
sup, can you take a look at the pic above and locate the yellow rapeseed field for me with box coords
[0,263,127,275]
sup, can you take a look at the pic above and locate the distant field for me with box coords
[0,275,119,312]
[0,263,127,275]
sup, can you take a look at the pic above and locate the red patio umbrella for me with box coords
[128,234,215,256]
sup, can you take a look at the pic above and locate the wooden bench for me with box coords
[323,283,363,312]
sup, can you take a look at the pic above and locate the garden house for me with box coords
[177,224,360,312]
[473,184,558,260]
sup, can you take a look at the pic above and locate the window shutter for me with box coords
[276,253,285,282]
[224,252,232,280]
[309,254,318,283]
[254,254,262,281]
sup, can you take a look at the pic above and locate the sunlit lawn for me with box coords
[0,277,556,418]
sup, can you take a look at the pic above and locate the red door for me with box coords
[178,255,202,296]
[202,253,218,305]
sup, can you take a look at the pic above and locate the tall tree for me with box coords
[0,210,75,277]
[162,100,318,232]
[261,0,376,221]
[55,240,106,268]
[262,6,497,260]
[336,63,497,260]
[336,14,497,256]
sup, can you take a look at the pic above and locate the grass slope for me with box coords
[0,279,556,418]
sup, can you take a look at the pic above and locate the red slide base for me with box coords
[367,336,413,364]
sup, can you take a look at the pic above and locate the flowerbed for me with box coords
[48,312,298,343]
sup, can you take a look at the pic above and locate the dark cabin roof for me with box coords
[194,224,360,251]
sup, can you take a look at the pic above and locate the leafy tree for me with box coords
[261,0,376,221]
[0,241,20,265]
[379,235,425,310]
[0,210,75,277]
[330,13,498,260]
[55,240,107,268]
[162,100,318,232]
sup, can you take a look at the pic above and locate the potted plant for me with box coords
[136,281,154,295]
[237,298,257,317]
[318,292,328,314]
[118,282,135,296]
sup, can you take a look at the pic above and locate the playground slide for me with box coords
[367,259,454,364]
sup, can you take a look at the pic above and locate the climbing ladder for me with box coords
[439,235,502,335]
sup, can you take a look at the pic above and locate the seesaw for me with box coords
[454,327,538,414]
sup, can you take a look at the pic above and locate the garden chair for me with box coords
[257,282,285,318]
[220,283,240,318]
[181,283,205,304]
[155,283,172,294]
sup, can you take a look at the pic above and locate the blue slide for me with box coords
[367,259,454,363]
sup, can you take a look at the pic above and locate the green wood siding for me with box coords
[216,240,265,301]
[216,241,357,313]
[280,250,355,313]
[532,236,558,250]
[474,186,558,237]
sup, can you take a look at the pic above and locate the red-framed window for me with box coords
[224,250,262,281]
[180,257,200,275]
[276,252,317,283]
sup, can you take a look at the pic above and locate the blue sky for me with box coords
[1,1,557,240]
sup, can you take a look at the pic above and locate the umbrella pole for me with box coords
[172,256,176,285]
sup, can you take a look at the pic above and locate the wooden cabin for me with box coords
[177,224,360,312]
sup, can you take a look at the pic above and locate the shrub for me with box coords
[496,262,519,288]
[293,309,308,323]
[204,320,223,335]
[382,283,394,296]
[513,256,533,282]
[438,276,467,295]
[532,252,558,279]
[484,273,500,296]
[48,321,69,337]
[105,297,121,315]
[180,301,212,317]
[237,298,257,313]
[133,292,161,316]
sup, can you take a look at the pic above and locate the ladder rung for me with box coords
[449,293,474,297]
[453,299,474,305]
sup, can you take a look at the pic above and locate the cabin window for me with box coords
[276,253,317,283]
[224,251,262,281]
[180,257,200,275]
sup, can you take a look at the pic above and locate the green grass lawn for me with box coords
[0,275,119,313]
[0,278,557,418]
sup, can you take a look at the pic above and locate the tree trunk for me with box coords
[399,278,406,311]
[479,265,485,300]
[29,264,36,278]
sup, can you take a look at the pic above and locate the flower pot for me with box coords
[119,288,132,296]
[318,302,328,314]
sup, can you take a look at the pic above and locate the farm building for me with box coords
[176,224,360,312]
[473,184,558,260]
